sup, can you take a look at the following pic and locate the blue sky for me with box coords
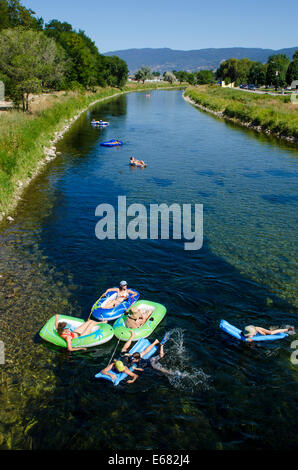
[24,0,298,53]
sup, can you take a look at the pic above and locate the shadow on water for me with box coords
[0,90,297,449]
[1,228,297,450]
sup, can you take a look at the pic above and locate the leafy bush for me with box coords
[185,86,298,140]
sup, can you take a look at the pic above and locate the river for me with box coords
[0,89,297,450]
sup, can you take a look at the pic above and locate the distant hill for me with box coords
[103,47,298,73]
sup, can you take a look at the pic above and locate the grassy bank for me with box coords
[184,85,298,142]
[0,82,181,218]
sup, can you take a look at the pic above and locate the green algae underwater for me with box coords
[0,90,297,450]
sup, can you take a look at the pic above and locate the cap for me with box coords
[120,280,127,287]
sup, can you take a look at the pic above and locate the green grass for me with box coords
[184,85,298,141]
[0,87,122,214]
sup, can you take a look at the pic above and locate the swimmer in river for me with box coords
[119,331,175,380]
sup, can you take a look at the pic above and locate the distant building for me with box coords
[290,80,298,90]
[221,81,235,88]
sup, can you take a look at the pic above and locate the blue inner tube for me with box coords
[130,162,146,168]
[100,139,123,147]
[91,289,140,321]
[92,121,109,126]
[95,338,158,386]
[220,320,289,342]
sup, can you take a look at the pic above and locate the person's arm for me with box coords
[65,336,87,352]
[103,287,116,296]
[159,344,165,359]
[128,290,137,297]
[121,331,135,352]
[126,372,138,384]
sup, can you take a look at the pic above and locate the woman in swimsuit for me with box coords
[55,315,98,351]
[101,281,137,310]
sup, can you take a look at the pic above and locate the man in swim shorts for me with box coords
[101,357,142,384]
[119,331,174,377]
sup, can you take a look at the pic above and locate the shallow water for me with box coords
[0,90,297,450]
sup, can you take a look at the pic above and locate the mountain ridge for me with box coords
[103,47,298,73]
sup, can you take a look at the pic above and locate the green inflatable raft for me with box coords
[113,300,167,341]
[39,315,114,348]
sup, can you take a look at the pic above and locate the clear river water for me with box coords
[0,89,297,450]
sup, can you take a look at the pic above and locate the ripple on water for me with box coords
[0,90,297,450]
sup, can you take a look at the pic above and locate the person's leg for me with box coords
[269,328,292,335]
[102,298,122,309]
[74,320,97,336]
[102,300,114,309]
[255,327,271,335]
[102,363,117,380]
[140,339,159,358]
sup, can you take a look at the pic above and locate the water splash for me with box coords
[159,328,211,393]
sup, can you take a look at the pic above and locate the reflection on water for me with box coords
[0,90,297,449]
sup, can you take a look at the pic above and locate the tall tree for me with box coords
[0,27,66,110]
[103,56,128,88]
[286,50,298,85]
[216,58,256,85]
[196,70,214,84]
[216,58,239,84]
[0,0,43,31]
[44,20,111,89]
[135,66,152,83]
[163,71,176,84]
[58,31,98,87]
[266,54,290,88]
[173,70,188,83]
[248,62,267,85]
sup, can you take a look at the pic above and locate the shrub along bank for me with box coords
[184,85,298,142]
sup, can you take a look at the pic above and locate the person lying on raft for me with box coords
[101,331,161,384]
[241,325,295,342]
[101,356,142,384]
[55,315,99,351]
[130,157,147,167]
[125,304,154,328]
[101,281,137,310]
[119,331,174,379]
[101,331,146,384]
